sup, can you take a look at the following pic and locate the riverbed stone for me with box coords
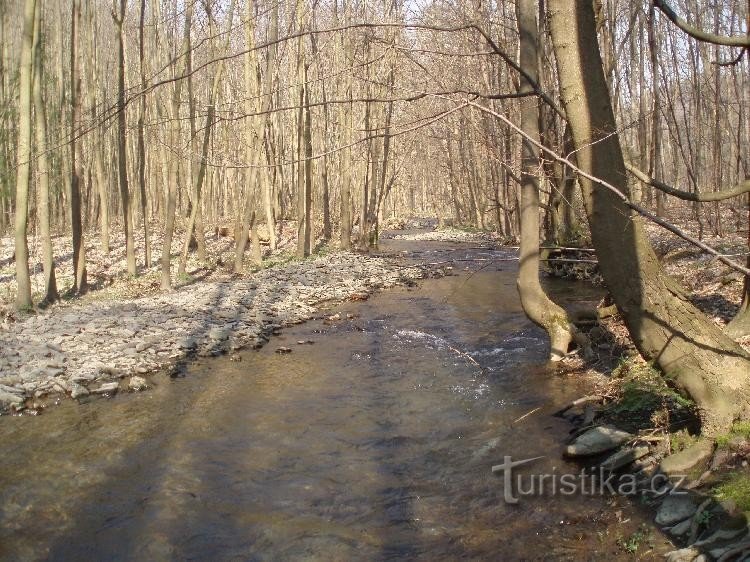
[564,426,633,457]
[70,383,89,399]
[600,446,651,471]
[128,376,148,391]
[656,495,699,526]
[660,440,715,476]
[208,327,230,341]
[92,382,119,395]
[0,390,23,408]
[664,547,701,562]
[667,517,692,537]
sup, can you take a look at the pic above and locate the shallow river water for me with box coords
[0,240,673,560]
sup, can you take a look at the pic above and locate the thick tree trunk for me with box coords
[515,0,576,361]
[548,1,750,433]
[14,0,36,310]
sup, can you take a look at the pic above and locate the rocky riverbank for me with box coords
[0,251,424,415]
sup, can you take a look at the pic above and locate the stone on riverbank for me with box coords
[656,495,699,526]
[0,390,24,409]
[599,446,650,471]
[564,426,633,457]
[660,440,715,476]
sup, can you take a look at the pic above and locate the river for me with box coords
[0,239,672,560]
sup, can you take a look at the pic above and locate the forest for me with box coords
[0,0,749,559]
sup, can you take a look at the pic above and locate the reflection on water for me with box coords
[0,243,669,560]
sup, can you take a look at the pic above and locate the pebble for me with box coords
[128,376,148,391]
[92,382,119,395]
[70,384,89,399]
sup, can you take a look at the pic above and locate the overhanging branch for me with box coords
[626,163,750,202]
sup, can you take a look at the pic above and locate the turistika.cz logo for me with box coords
[491,456,686,504]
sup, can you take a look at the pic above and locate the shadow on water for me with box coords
[0,241,674,560]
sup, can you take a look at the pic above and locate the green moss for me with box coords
[670,429,699,453]
[713,473,750,512]
[714,421,750,448]
[602,357,698,433]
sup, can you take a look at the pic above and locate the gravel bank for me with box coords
[0,252,423,414]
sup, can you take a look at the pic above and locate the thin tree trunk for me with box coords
[70,0,88,291]
[516,0,576,361]
[114,0,136,275]
[179,0,235,275]
[137,0,150,267]
[32,0,57,304]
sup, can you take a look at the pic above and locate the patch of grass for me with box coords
[670,429,699,454]
[617,525,650,555]
[176,272,195,285]
[712,472,750,513]
[715,421,750,447]
[262,251,298,269]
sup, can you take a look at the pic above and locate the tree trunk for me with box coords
[114,0,136,276]
[137,0,150,268]
[548,1,750,433]
[70,0,88,291]
[32,0,58,304]
[516,0,576,361]
[13,0,36,309]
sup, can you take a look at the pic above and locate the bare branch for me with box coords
[654,0,750,47]
[626,162,750,202]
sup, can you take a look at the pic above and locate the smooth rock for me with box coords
[128,376,148,391]
[660,440,715,475]
[0,390,24,408]
[600,446,651,471]
[564,426,633,457]
[70,383,89,399]
[656,495,699,526]
[92,382,119,395]
[667,518,692,537]
[664,547,701,562]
